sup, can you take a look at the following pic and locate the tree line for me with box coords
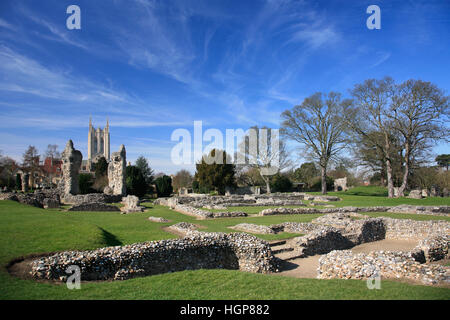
[189,77,449,197]
[1,77,448,198]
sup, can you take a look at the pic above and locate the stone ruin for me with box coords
[68,202,120,212]
[0,189,60,209]
[395,187,448,198]
[226,212,449,285]
[59,142,126,208]
[0,140,130,211]
[155,193,450,220]
[120,195,145,214]
[60,140,82,196]
[408,189,423,199]
[30,232,277,281]
[105,144,126,196]
[333,177,348,192]
[16,170,30,193]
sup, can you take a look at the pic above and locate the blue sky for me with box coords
[0,0,449,174]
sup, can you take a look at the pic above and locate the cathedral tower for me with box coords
[88,117,110,163]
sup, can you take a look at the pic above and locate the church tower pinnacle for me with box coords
[87,117,110,165]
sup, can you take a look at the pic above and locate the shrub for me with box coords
[270,174,293,192]
[195,149,236,195]
[126,166,147,198]
[192,180,210,194]
[310,176,334,192]
[94,157,108,177]
[155,175,173,197]
[79,173,94,194]
[92,174,109,193]
[15,174,21,191]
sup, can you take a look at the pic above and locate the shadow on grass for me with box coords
[98,227,123,246]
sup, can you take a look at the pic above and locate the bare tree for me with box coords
[172,169,193,192]
[238,126,290,194]
[281,92,350,194]
[22,145,40,188]
[343,77,398,197]
[0,151,18,188]
[44,144,61,159]
[389,79,449,196]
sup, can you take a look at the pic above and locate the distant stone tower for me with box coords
[87,117,110,167]
[61,140,82,195]
[106,144,126,196]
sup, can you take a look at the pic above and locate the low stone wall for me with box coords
[255,199,305,206]
[302,195,340,202]
[259,206,389,216]
[172,204,247,219]
[120,195,145,213]
[289,218,386,257]
[156,193,309,209]
[382,217,450,240]
[0,193,17,201]
[30,232,278,281]
[312,212,369,227]
[259,205,450,217]
[62,193,122,205]
[387,205,450,216]
[0,191,60,209]
[341,218,386,245]
[68,202,120,212]
[171,204,212,219]
[148,216,170,223]
[231,223,275,234]
[166,222,199,235]
[43,198,60,209]
[291,226,354,257]
[414,235,449,262]
[211,211,248,218]
[318,250,449,285]
[173,204,212,219]
[270,222,320,234]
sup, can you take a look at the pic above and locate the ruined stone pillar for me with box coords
[61,140,82,195]
[107,144,126,196]
[21,173,29,193]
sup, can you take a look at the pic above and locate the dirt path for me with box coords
[276,239,419,279]
[351,239,418,253]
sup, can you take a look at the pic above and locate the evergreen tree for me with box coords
[126,166,147,198]
[135,156,155,186]
[15,173,21,191]
[436,154,450,171]
[154,175,173,197]
[95,157,109,177]
[270,174,293,192]
[195,149,236,195]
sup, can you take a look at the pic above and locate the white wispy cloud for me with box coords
[0,46,197,129]
[370,51,391,68]
[0,18,15,30]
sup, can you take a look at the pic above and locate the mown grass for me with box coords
[207,189,450,214]
[1,188,449,300]
[2,268,449,300]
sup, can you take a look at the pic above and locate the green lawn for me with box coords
[0,195,449,300]
[208,188,450,214]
